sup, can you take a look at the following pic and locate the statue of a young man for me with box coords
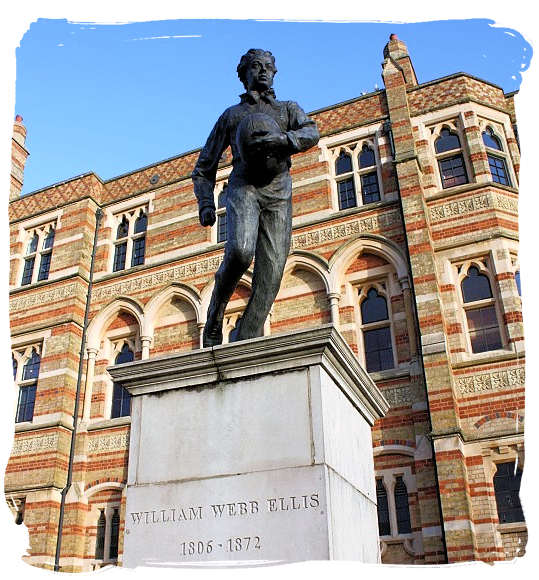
[192,49,320,347]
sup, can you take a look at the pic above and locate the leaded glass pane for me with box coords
[360,172,380,204]
[335,152,353,175]
[27,233,38,255]
[111,383,131,418]
[43,228,55,250]
[38,252,52,281]
[218,183,228,209]
[21,257,35,286]
[439,154,468,188]
[16,385,36,423]
[338,178,356,210]
[364,327,393,372]
[134,212,147,234]
[395,476,412,534]
[113,242,127,272]
[488,155,511,186]
[494,462,524,524]
[466,306,502,353]
[217,213,227,243]
[461,267,492,302]
[361,288,388,324]
[482,128,502,150]
[115,343,134,364]
[376,479,391,536]
[359,145,376,168]
[131,236,146,267]
[116,217,129,239]
[435,128,461,153]
[22,349,40,380]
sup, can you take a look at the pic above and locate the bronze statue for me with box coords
[192,49,319,347]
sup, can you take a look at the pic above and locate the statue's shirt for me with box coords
[192,90,319,210]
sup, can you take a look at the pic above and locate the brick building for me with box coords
[5,35,525,570]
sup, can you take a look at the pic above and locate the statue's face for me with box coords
[244,55,276,92]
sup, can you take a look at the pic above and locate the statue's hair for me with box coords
[237,49,277,89]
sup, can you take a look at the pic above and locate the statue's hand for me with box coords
[250,132,288,153]
[199,207,216,227]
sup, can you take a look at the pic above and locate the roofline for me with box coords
[17,71,516,200]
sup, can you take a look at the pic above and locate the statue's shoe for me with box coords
[202,325,223,347]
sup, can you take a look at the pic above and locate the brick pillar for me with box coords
[462,110,491,183]
[11,115,29,201]
[382,37,478,563]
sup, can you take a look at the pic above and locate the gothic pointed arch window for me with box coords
[335,151,356,210]
[360,287,395,372]
[131,210,147,267]
[111,204,149,272]
[376,478,391,536]
[20,223,56,286]
[482,126,512,186]
[358,144,380,204]
[95,509,106,560]
[113,216,129,272]
[460,264,503,353]
[13,345,41,423]
[111,343,133,418]
[434,127,468,189]
[394,475,412,534]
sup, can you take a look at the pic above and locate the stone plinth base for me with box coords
[108,325,388,566]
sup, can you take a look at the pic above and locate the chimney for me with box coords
[10,115,29,201]
[383,34,418,88]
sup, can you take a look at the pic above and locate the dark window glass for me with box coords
[435,128,461,153]
[359,145,376,168]
[466,306,502,353]
[218,183,228,209]
[21,257,35,285]
[113,242,127,272]
[12,356,17,381]
[37,252,52,281]
[111,383,131,418]
[16,385,36,423]
[134,212,147,234]
[461,267,493,302]
[488,155,511,186]
[515,271,521,296]
[22,349,41,380]
[376,479,391,536]
[338,178,356,210]
[109,508,120,559]
[494,462,524,524]
[95,510,106,560]
[361,288,389,324]
[217,213,227,243]
[27,233,39,255]
[364,327,394,372]
[131,236,146,267]
[438,154,468,188]
[115,343,135,364]
[482,128,503,151]
[43,228,55,250]
[360,172,380,204]
[335,152,353,175]
[395,476,412,534]
[116,217,129,240]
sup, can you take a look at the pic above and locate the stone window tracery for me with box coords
[20,223,56,286]
[112,207,148,272]
[12,344,41,423]
[92,504,121,567]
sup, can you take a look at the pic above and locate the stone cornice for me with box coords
[108,325,389,425]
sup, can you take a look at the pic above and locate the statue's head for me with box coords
[237,49,277,91]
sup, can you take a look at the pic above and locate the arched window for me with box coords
[109,508,120,560]
[111,344,133,418]
[38,227,55,281]
[434,127,468,189]
[358,144,380,204]
[482,127,512,186]
[360,288,394,372]
[21,233,40,286]
[394,476,412,534]
[217,183,228,243]
[376,479,391,536]
[335,151,356,210]
[131,211,147,267]
[461,265,502,353]
[22,349,40,381]
[359,144,376,168]
[14,346,41,423]
[21,224,56,286]
[494,461,524,524]
[95,509,106,560]
[113,217,129,272]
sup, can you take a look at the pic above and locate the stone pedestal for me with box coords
[108,324,388,567]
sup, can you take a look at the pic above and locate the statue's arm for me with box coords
[192,112,229,217]
[285,102,320,154]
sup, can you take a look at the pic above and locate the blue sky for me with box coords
[14,18,532,195]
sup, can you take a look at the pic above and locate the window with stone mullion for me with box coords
[360,287,395,373]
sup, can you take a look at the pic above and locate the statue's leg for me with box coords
[234,176,293,341]
[203,185,259,347]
